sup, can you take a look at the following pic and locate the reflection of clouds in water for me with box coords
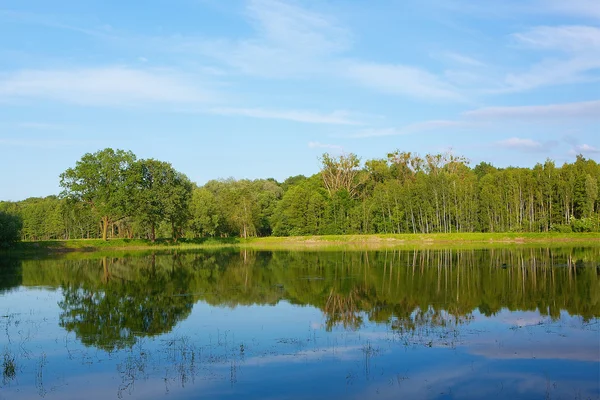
[243,344,364,366]
[3,370,227,400]
[351,362,599,400]
[469,341,599,362]
[471,309,547,327]
[498,312,546,327]
[491,371,599,400]
[3,342,369,399]
[465,314,599,362]
[3,321,598,400]
[352,365,481,400]
[474,309,588,329]
[345,330,393,341]
[3,252,599,400]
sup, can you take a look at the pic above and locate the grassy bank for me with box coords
[2,232,599,255]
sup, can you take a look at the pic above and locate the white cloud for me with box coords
[308,141,343,151]
[0,9,113,39]
[501,58,600,92]
[439,51,485,67]
[345,62,462,101]
[2,2,463,102]
[209,107,359,125]
[573,144,600,154]
[499,25,600,92]
[0,138,100,147]
[464,100,600,119]
[495,137,558,153]
[165,1,460,101]
[497,137,543,150]
[350,100,598,142]
[512,25,600,53]
[441,0,600,22]
[182,0,350,78]
[350,120,467,138]
[0,66,212,107]
[247,0,350,54]
[540,0,600,21]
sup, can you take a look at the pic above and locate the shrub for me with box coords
[550,224,572,233]
[570,217,595,233]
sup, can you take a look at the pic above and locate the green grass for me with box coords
[2,232,598,255]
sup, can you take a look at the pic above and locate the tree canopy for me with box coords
[0,211,22,246]
[2,148,599,242]
[60,148,137,240]
[55,149,192,241]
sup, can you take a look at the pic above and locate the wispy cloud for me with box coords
[350,120,467,138]
[501,58,600,92]
[0,9,114,39]
[497,137,543,149]
[0,66,213,107]
[438,51,486,67]
[496,137,558,153]
[0,138,101,148]
[345,62,462,101]
[573,144,600,154]
[180,0,350,78]
[308,141,343,151]
[512,25,600,53]
[246,0,350,54]
[540,0,600,21]
[464,100,600,119]
[2,2,465,102]
[208,107,359,125]
[441,0,600,22]
[498,25,600,92]
[349,99,598,145]
[165,1,462,101]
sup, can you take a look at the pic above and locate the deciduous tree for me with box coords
[60,148,137,240]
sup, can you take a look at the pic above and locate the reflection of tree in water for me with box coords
[390,307,471,333]
[11,246,599,348]
[324,287,364,331]
[58,255,195,351]
[0,257,22,293]
[4,247,597,399]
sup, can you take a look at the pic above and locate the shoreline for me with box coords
[2,232,599,255]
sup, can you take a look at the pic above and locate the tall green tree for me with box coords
[60,148,137,240]
[162,170,193,241]
[0,211,22,246]
[129,159,193,242]
[189,187,220,237]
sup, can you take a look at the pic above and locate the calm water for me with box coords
[0,247,598,399]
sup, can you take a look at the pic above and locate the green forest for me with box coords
[1,148,599,243]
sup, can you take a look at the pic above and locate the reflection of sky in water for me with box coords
[1,287,598,400]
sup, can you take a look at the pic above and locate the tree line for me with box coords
[1,148,599,242]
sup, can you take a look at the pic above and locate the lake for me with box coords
[0,247,598,399]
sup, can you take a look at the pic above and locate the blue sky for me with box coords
[0,0,599,201]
